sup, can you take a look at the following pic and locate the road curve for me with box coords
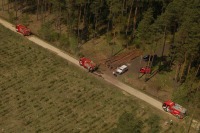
[0,18,165,112]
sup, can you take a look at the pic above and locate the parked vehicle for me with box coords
[116,65,128,74]
[16,24,31,36]
[139,67,151,74]
[79,57,97,72]
[162,100,187,119]
[143,54,157,62]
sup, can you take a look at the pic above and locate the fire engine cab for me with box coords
[139,66,151,74]
[162,100,187,119]
[16,24,31,36]
[79,57,97,72]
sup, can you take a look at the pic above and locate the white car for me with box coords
[116,65,128,74]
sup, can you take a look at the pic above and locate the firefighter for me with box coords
[170,120,173,125]
[113,71,117,77]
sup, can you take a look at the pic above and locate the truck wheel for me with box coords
[163,107,167,112]
[88,67,93,72]
[79,61,82,66]
[166,106,170,112]
[162,105,168,112]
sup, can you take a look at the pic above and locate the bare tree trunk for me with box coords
[160,26,167,66]
[37,0,40,20]
[122,0,126,15]
[170,25,176,67]
[125,0,134,36]
[2,0,4,11]
[48,2,51,14]
[175,63,181,82]
[41,0,44,23]
[12,1,15,10]
[59,2,62,35]
[133,0,138,39]
[195,64,200,77]
[187,62,191,75]
[113,14,116,39]
[149,49,156,69]
[147,54,152,67]
[107,20,110,33]
[93,4,98,39]
[83,3,87,28]
[15,0,18,19]
[180,53,187,81]
[95,17,98,38]
[77,5,82,38]
[7,0,10,12]
[43,0,47,22]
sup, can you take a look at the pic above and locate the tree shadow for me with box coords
[21,5,37,14]
[138,73,145,79]
[113,48,125,56]
[144,70,159,82]
[144,65,172,82]
[151,55,172,72]
[144,56,172,82]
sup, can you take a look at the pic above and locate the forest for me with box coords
[1,0,200,121]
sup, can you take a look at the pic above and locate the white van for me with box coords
[116,65,128,74]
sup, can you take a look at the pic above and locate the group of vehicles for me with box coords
[16,24,187,119]
[79,57,152,75]
[15,24,152,75]
[79,57,134,75]
[79,57,187,119]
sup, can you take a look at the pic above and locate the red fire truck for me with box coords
[16,24,31,36]
[79,57,97,72]
[139,66,151,74]
[162,100,187,119]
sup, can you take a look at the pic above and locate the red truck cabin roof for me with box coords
[16,24,27,29]
[80,57,90,62]
[16,24,30,31]
[164,100,187,114]
[80,57,96,66]
[164,100,175,106]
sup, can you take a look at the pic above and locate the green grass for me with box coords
[0,24,190,133]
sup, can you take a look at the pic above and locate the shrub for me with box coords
[147,114,161,133]
[110,112,143,133]
[59,34,70,49]
[21,13,30,26]
[38,22,59,42]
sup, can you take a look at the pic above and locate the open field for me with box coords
[0,23,194,133]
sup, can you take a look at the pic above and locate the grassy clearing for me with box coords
[0,24,192,133]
